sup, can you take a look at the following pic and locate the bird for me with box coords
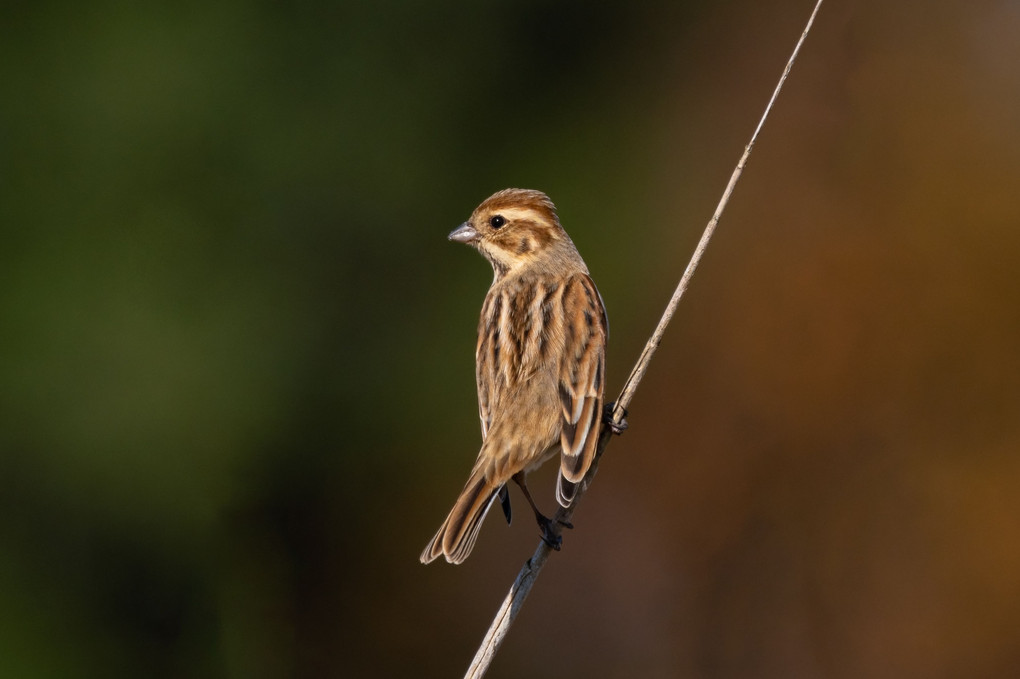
[420,188,608,565]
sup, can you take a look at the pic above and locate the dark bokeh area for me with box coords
[2,1,1019,677]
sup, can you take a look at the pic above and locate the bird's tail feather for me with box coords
[420,466,500,565]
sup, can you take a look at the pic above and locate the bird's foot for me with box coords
[604,402,628,435]
[536,514,563,551]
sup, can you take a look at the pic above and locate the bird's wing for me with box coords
[556,273,608,506]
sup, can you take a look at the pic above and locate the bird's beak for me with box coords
[448,222,480,244]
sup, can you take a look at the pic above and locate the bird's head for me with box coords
[449,188,577,278]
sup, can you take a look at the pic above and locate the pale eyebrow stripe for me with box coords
[491,207,544,222]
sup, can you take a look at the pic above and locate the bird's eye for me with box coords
[489,215,506,229]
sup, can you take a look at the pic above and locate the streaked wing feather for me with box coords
[556,274,608,503]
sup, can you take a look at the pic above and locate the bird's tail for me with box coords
[420,464,501,565]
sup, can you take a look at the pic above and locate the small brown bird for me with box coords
[421,188,608,565]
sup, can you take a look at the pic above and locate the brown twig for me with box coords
[464,2,824,676]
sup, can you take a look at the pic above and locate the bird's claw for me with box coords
[536,515,564,550]
[540,530,563,550]
[603,402,628,435]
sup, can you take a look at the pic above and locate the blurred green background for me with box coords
[2,0,1019,677]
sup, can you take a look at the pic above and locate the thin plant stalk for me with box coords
[465,2,825,676]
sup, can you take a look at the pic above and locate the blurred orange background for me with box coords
[2,1,1018,677]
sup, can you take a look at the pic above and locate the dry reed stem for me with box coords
[465,2,825,676]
